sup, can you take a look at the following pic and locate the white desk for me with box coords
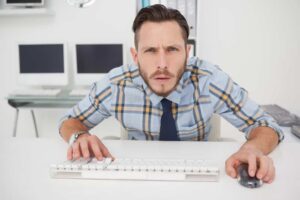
[0,138,299,200]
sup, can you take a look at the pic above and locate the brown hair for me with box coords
[132,4,189,49]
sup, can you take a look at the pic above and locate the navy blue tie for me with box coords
[159,98,180,141]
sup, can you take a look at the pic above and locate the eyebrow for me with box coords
[140,44,183,51]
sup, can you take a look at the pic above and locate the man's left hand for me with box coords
[225,144,275,183]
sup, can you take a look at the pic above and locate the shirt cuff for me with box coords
[245,122,285,143]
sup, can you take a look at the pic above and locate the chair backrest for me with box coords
[207,114,221,141]
[120,114,221,141]
[120,125,128,140]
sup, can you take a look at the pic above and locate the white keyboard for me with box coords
[11,88,61,96]
[50,157,219,182]
[69,88,90,96]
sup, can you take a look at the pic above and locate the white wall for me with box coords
[0,0,299,140]
[197,0,300,113]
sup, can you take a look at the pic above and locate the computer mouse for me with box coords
[237,163,263,188]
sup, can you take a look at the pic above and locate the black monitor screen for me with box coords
[19,44,64,73]
[7,0,42,3]
[76,44,123,73]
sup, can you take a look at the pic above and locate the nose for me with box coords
[157,51,167,71]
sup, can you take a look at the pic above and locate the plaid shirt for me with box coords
[61,57,284,141]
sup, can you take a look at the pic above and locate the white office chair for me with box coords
[207,114,221,141]
[103,114,230,141]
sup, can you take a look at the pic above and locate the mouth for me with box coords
[154,76,171,83]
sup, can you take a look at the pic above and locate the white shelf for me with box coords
[0,8,54,16]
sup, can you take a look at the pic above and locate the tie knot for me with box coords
[161,98,172,111]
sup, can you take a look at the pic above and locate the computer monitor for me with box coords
[188,39,196,58]
[6,0,44,7]
[74,43,125,86]
[16,43,68,87]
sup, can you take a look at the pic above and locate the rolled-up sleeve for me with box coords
[58,75,112,132]
[208,65,284,142]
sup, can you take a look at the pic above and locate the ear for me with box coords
[130,47,138,65]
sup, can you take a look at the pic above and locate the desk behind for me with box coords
[7,95,83,137]
[7,95,83,108]
[0,139,299,200]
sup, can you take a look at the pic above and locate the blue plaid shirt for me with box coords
[61,57,284,141]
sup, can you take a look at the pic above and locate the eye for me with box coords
[145,48,156,53]
[167,47,178,52]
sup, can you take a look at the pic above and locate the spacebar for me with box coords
[81,171,186,181]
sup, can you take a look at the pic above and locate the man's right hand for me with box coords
[67,134,114,161]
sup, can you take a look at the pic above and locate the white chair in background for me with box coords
[207,114,221,141]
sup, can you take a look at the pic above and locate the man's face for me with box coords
[131,21,190,97]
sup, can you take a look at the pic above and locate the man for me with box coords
[59,5,283,183]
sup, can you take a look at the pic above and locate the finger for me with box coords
[72,142,81,160]
[79,139,90,159]
[266,164,276,183]
[247,154,257,177]
[260,158,274,182]
[67,146,73,160]
[225,156,239,178]
[89,138,103,160]
[98,140,114,159]
[256,156,269,180]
